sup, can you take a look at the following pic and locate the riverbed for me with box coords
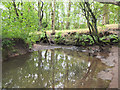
[2,44,118,88]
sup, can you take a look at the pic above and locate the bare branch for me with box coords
[94,0,120,6]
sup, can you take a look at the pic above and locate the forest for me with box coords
[1,0,120,88]
[1,0,120,48]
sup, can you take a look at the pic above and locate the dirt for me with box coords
[32,44,62,51]
[2,38,29,61]
[97,46,118,88]
[108,46,118,88]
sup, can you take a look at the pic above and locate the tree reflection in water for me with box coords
[2,48,110,88]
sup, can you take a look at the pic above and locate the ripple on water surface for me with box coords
[2,47,111,88]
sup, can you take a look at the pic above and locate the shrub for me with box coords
[54,32,65,44]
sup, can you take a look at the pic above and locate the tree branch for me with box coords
[12,0,19,17]
[40,1,44,21]
[94,0,120,6]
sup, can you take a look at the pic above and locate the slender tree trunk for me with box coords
[57,4,59,30]
[61,2,65,30]
[103,4,109,25]
[38,1,41,28]
[49,4,51,29]
[73,3,77,29]
[66,0,71,29]
[51,2,53,30]
[38,0,44,30]
[53,0,55,33]
[51,0,56,35]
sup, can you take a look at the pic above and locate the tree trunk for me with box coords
[94,0,120,6]
[66,0,71,29]
[61,2,65,30]
[57,3,59,30]
[51,0,56,35]
[102,4,109,25]
[51,2,53,30]
[38,0,44,30]
[79,2,100,44]
[38,1,41,29]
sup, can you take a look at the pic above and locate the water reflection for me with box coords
[3,48,110,88]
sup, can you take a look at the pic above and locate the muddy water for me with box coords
[2,47,111,88]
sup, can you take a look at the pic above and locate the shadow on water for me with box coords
[2,47,111,88]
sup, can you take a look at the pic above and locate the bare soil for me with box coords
[2,38,29,61]
[97,46,118,88]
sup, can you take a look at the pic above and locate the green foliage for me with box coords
[55,32,62,38]
[54,32,65,44]
[2,2,39,48]
[99,24,106,30]
[100,34,119,43]
[42,22,48,28]
[108,34,118,43]
[75,33,94,45]
[79,24,87,29]
[40,32,46,39]
[100,36,110,43]
[75,33,79,39]
[27,33,39,48]
[2,39,15,49]
[109,5,119,24]
[1,1,119,49]
[75,34,119,46]
[46,24,51,30]
[81,42,85,46]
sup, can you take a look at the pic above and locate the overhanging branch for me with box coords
[94,0,120,6]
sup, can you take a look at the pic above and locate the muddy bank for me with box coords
[32,44,62,51]
[108,47,118,88]
[2,30,119,61]
[2,38,29,61]
[97,46,118,88]
[37,31,119,46]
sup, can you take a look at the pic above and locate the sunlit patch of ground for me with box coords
[35,24,119,35]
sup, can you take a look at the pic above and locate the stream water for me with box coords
[2,47,111,88]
